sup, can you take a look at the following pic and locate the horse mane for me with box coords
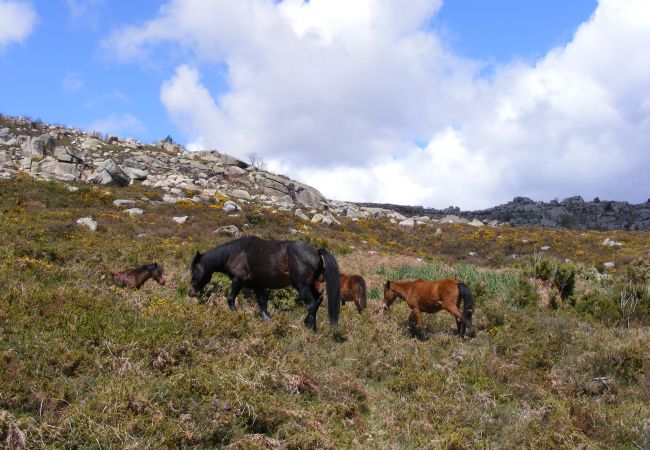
[200,237,255,272]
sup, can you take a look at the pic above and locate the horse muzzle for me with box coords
[188,287,197,297]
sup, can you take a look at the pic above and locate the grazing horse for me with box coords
[316,273,367,313]
[383,278,473,338]
[188,236,341,331]
[111,263,165,289]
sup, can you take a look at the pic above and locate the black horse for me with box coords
[188,236,341,331]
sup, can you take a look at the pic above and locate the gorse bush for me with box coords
[508,273,540,309]
[554,262,576,302]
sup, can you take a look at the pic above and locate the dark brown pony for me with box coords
[111,263,165,289]
[188,236,341,331]
[316,273,367,313]
[384,278,473,338]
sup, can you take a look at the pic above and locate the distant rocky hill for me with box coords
[2,114,648,231]
[358,194,650,231]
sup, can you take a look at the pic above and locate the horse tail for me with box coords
[356,276,367,312]
[458,282,474,337]
[318,248,341,326]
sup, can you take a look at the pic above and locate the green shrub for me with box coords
[269,287,302,311]
[575,289,620,325]
[535,258,554,281]
[554,262,576,302]
[508,274,540,309]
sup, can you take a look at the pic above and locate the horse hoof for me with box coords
[262,313,271,321]
[303,316,316,331]
[228,304,237,312]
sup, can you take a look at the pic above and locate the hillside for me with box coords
[1,115,650,448]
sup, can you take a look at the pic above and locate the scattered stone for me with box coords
[223,200,240,212]
[162,194,179,204]
[468,219,484,227]
[124,208,144,216]
[540,245,551,251]
[76,217,98,231]
[311,213,325,224]
[441,215,467,224]
[295,209,310,221]
[602,237,622,249]
[114,199,136,207]
[214,224,241,238]
[173,216,188,224]
[399,218,415,227]
[67,186,79,192]
[603,262,615,269]
[435,227,442,235]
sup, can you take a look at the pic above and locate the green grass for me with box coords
[1,176,649,448]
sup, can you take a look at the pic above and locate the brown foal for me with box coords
[111,263,166,289]
[383,278,473,338]
[316,273,367,313]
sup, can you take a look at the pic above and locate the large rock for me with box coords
[88,159,131,186]
[230,189,252,200]
[40,160,81,179]
[81,138,101,151]
[123,167,148,181]
[54,146,84,164]
[256,172,326,208]
[20,134,55,160]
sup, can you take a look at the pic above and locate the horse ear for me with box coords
[192,251,202,266]
[384,280,390,289]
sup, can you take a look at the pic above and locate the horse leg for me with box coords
[445,304,464,336]
[412,308,427,340]
[299,285,319,332]
[254,287,271,321]
[227,279,243,311]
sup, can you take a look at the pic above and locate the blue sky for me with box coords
[1,0,648,209]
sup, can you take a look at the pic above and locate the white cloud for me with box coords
[89,113,146,138]
[65,0,104,21]
[62,72,84,92]
[104,0,650,208]
[0,1,37,51]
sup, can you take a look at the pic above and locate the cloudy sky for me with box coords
[1,0,649,209]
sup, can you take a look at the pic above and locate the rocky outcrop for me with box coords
[358,195,650,231]
[2,114,647,231]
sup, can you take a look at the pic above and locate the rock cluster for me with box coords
[359,194,650,231]
[3,115,645,230]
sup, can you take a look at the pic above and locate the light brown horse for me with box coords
[111,263,166,289]
[383,278,473,338]
[316,273,367,313]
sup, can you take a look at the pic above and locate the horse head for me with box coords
[383,280,398,310]
[188,251,209,297]
[151,263,165,286]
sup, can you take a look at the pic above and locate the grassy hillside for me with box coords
[1,175,649,448]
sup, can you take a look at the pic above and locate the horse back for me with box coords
[410,278,459,311]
